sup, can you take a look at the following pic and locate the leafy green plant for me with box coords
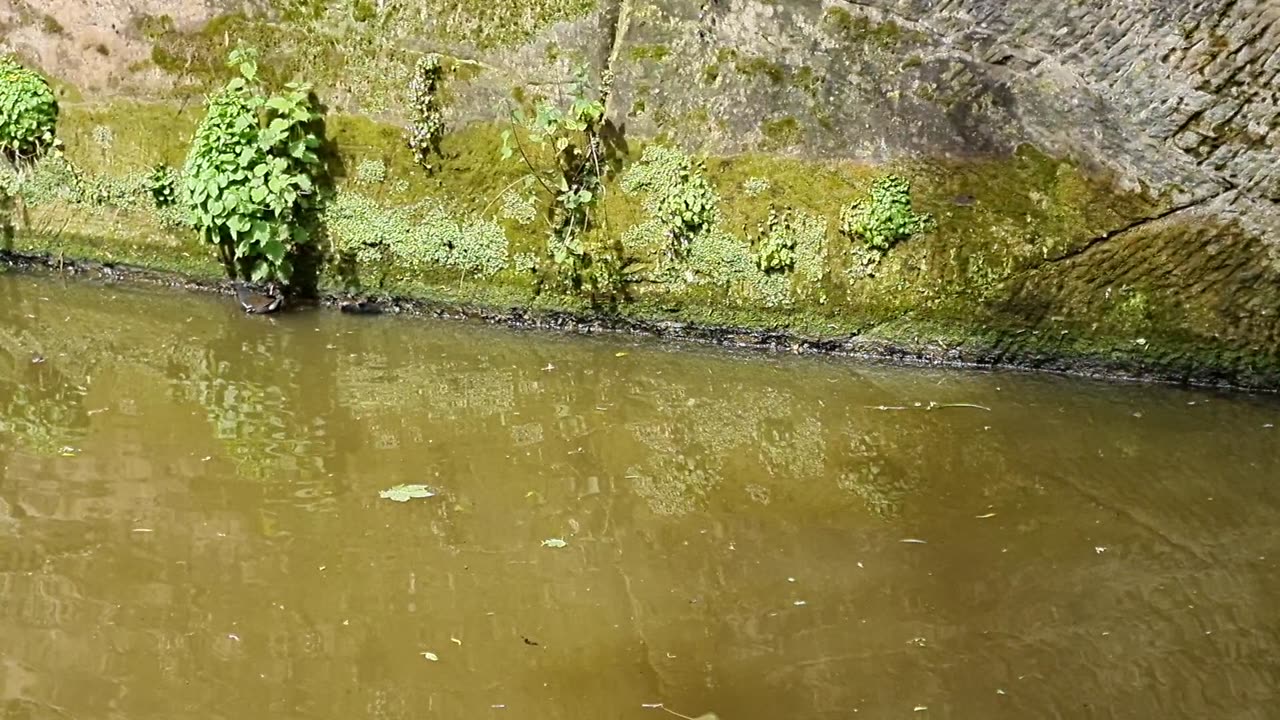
[501,66,621,300]
[839,174,934,252]
[621,145,717,260]
[181,48,325,285]
[146,164,178,207]
[753,206,797,272]
[406,54,445,171]
[0,57,59,164]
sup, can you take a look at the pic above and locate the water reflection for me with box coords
[0,274,1278,719]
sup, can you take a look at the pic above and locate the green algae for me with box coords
[629,44,671,62]
[822,7,925,49]
[735,56,786,85]
[142,0,596,108]
[760,117,802,150]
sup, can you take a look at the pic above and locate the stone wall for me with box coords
[2,0,1277,385]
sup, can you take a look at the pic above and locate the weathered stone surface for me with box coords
[2,0,1277,385]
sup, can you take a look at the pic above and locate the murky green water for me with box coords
[1,273,1278,719]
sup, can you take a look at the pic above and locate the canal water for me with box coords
[1,272,1277,719]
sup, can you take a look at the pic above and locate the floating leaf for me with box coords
[379,484,438,502]
[541,538,568,549]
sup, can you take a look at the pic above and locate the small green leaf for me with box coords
[263,239,286,263]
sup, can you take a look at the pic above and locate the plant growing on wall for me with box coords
[181,48,324,286]
[0,57,59,164]
[753,206,797,273]
[839,174,934,253]
[620,145,717,260]
[406,54,445,171]
[501,66,625,301]
[147,164,178,207]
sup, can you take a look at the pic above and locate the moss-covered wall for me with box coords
[3,0,1278,387]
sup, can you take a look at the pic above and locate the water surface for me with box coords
[1,273,1278,719]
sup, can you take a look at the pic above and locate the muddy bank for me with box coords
[5,249,1273,391]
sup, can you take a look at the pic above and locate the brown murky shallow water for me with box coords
[1,273,1278,720]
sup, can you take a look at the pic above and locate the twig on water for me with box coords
[641,704,715,720]
[931,402,992,411]
[866,401,992,412]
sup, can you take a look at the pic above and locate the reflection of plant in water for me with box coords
[510,422,544,447]
[338,355,517,420]
[836,432,920,518]
[625,385,818,515]
[628,453,715,516]
[0,373,89,456]
[758,416,825,481]
[171,348,325,485]
[630,421,682,455]
[0,326,90,456]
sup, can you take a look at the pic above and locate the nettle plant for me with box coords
[502,67,622,300]
[839,174,934,253]
[0,57,59,164]
[182,48,324,285]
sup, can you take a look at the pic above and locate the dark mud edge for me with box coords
[4,250,1275,393]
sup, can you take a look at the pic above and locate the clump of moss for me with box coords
[687,228,790,307]
[433,0,597,49]
[629,44,671,62]
[354,158,387,185]
[761,116,801,149]
[7,152,189,233]
[792,66,823,98]
[822,7,922,49]
[621,145,718,258]
[735,56,786,85]
[499,178,538,225]
[742,177,770,197]
[40,14,65,35]
[324,191,509,285]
